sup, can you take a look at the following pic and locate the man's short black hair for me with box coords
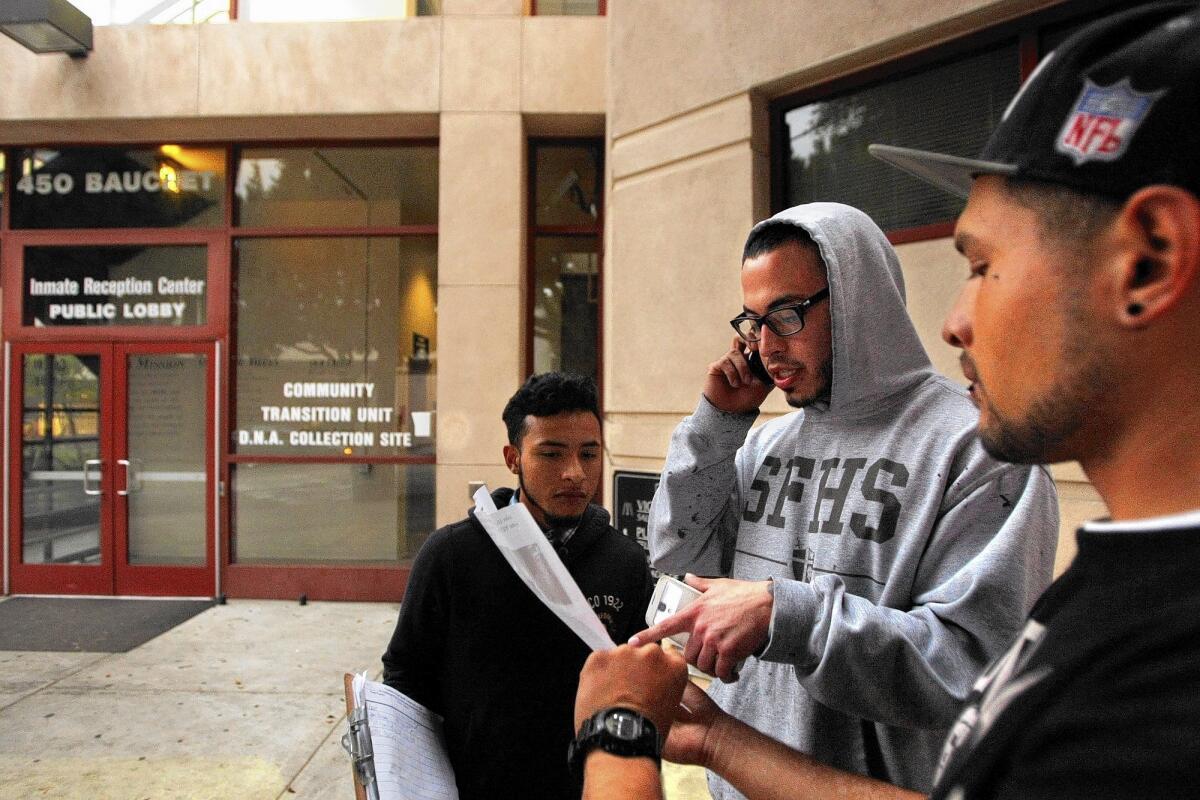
[743,220,822,263]
[502,372,600,446]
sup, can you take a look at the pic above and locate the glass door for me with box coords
[113,343,213,596]
[10,345,111,594]
[8,342,215,596]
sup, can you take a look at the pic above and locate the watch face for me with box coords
[604,709,641,740]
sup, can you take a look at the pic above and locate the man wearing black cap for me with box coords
[572,3,1200,797]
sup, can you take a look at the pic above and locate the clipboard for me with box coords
[343,672,380,800]
[340,672,459,800]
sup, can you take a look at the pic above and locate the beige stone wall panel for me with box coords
[436,111,525,489]
[438,113,524,286]
[197,20,440,117]
[521,17,606,114]
[604,414,679,463]
[611,94,753,181]
[605,143,754,414]
[1049,461,1086,483]
[435,465,518,528]
[608,0,1056,137]
[435,284,523,464]
[0,25,199,121]
[893,237,966,385]
[603,455,668,481]
[1053,478,1106,574]
[0,114,441,146]
[440,17,522,112]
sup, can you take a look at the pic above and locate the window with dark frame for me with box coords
[10,146,226,230]
[528,139,603,385]
[772,2,1126,240]
[776,45,1019,237]
[231,145,439,566]
[0,141,441,592]
[532,0,605,15]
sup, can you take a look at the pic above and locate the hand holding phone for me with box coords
[641,574,753,682]
[702,337,775,414]
[645,575,702,648]
[745,349,774,386]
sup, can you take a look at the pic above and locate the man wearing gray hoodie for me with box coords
[637,202,1059,795]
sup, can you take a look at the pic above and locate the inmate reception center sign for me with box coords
[26,273,206,324]
[22,244,209,328]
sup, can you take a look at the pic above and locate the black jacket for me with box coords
[382,487,654,799]
[932,521,1200,798]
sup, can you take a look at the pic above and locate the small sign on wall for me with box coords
[613,470,660,576]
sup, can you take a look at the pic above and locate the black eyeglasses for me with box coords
[729,287,829,342]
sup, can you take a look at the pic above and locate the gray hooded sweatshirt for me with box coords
[648,203,1059,795]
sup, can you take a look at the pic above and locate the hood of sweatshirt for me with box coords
[745,203,934,417]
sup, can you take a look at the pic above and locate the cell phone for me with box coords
[746,349,774,386]
[645,575,703,647]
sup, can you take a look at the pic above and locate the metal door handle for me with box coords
[117,458,131,496]
[83,459,102,496]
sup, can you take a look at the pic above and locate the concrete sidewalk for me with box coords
[0,599,710,799]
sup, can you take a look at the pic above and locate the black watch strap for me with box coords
[567,707,662,778]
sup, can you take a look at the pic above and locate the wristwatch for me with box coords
[567,707,662,777]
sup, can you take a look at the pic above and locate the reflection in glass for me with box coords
[782,45,1018,232]
[127,354,208,566]
[22,354,102,565]
[236,146,438,227]
[23,245,208,328]
[533,144,601,226]
[534,0,601,14]
[232,463,435,563]
[11,146,225,229]
[71,0,230,24]
[533,237,598,377]
[238,0,439,21]
[234,237,437,456]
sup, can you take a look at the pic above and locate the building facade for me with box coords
[603,0,1116,584]
[0,0,1110,601]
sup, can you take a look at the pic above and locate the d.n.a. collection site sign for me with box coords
[238,380,419,450]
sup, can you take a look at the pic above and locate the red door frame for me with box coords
[8,341,217,596]
[3,143,440,602]
[4,230,225,596]
[2,230,229,342]
[8,342,114,595]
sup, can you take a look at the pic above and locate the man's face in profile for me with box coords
[505,410,602,528]
[943,176,1113,465]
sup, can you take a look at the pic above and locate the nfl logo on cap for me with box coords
[1055,79,1165,166]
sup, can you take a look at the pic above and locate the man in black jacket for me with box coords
[382,371,653,799]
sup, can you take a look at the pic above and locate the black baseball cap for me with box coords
[869,2,1200,199]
